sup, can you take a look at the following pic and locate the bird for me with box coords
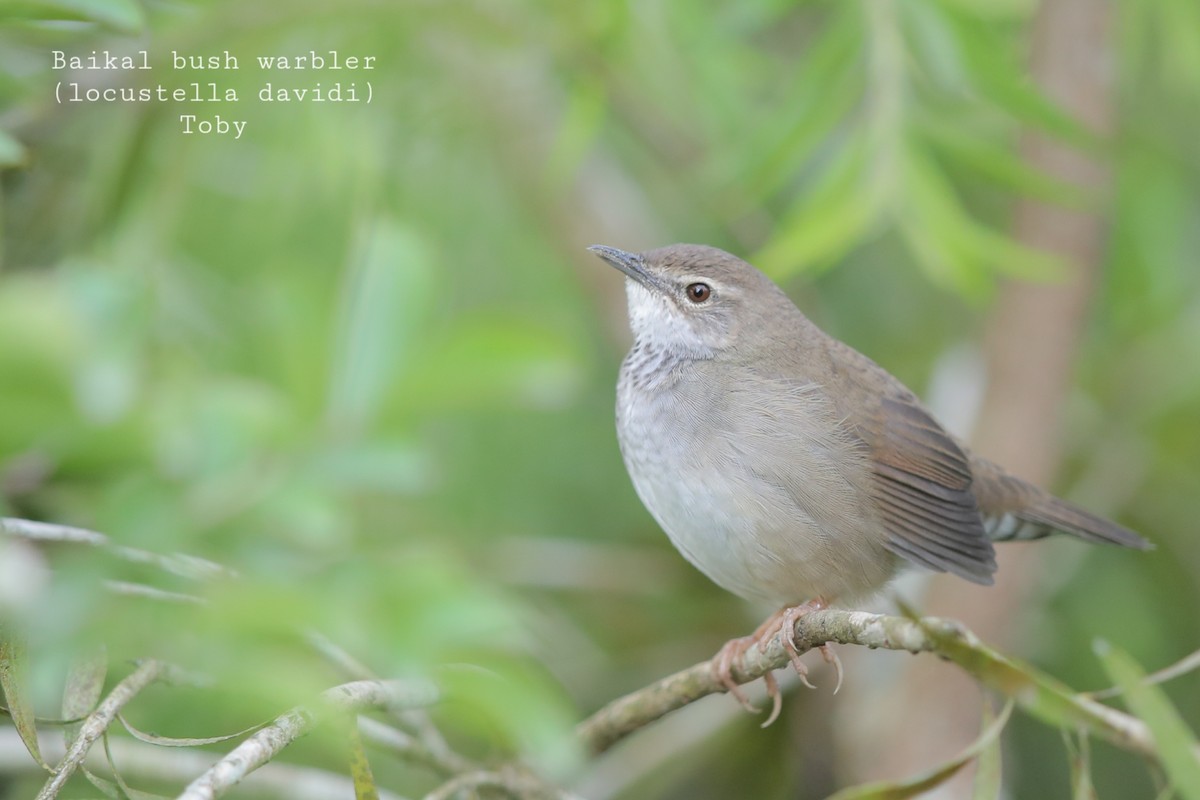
[589,242,1150,721]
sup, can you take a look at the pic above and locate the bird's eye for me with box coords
[685,283,712,303]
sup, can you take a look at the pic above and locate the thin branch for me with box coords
[36,659,173,800]
[0,518,235,582]
[307,630,459,768]
[358,717,476,777]
[576,609,1159,759]
[1090,646,1200,700]
[103,580,207,605]
[177,679,438,800]
[1,728,408,800]
[423,765,585,800]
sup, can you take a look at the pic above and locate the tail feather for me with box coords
[970,456,1151,550]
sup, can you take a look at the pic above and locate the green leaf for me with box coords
[1062,731,1098,800]
[437,660,581,780]
[732,4,865,202]
[62,646,107,749]
[327,221,435,438]
[972,700,1004,800]
[0,130,26,168]
[940,5,1095,148]
[918,118,1093,209]
[1096,640,1200,800]
[544,77,607,190]
[755,132,878,278]
[80,766,123,799]
[0,0,146,31]
[0,628,48,770]
[897,149,990,296]
[117,711,265,746]
[825,700,1013,800]
[405,316,585,411]
[346,717,380,800]
[899,146,1065,296]
[103,731,170,799]
[916,618,1156,757]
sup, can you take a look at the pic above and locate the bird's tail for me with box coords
[969,456,1151,549]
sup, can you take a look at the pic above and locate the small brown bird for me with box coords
[590,243,1149,717]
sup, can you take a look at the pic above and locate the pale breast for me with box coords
[617,352,897,606]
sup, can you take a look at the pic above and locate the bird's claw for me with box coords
[711,636,760,713]
[712,598,841,725]
[760,671,783,728]
[819,643,844,694]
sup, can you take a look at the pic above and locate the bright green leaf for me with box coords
[1096,640,1200,800]
[755,132,878,278]
[826,700,1013,800]
[1,0,146,31]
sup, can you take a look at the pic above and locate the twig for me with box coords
[1,518,235,582]
[177,679,438,800]
[576,609,1158,759]
[1090,646,1200,700]
[358,717,475,777]
[307,630,459,768]
[1,728,409,800]
[103,580,207,605]
[423,765,585,800]
[36,659,172,800]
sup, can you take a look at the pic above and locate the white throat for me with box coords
[625,280,713,360]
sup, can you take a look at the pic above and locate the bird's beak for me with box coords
[587,245,662,291]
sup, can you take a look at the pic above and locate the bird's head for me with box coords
[588,243,789,357]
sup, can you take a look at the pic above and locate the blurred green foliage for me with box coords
[1,0,1198,798]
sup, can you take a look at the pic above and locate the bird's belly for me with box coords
[617,379,895,606]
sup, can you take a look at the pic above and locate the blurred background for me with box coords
[1,0,1197,797]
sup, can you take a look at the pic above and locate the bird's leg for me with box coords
[756,597,842,692]
[709,607,795,719]
[711,634,762,713]
[709,604,816,725]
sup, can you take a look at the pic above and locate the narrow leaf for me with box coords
[972,701,1004,800]
[918,119,1092,208]
[327,221,433,437]
[117,711,265,746]
[103,730,171,800]
[347,715,380,800]
[917,619,1156,758]
[62,646,107,750]
[825,700,1013,800]
[0,629,48,769]
[0,0,146,31]
[1092,646,1200,700]
[81,766,122,799]
[755,132,877,278]
[1062,731,1098,800]
[0,130,26,168]
[1096,640,1200,800]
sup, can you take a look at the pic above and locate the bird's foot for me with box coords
[711,635,762,711]
[710,598,838,727]
[710,633,786,727]
[756,597,841,693]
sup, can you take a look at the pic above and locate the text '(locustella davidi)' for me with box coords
[50,49,377,140]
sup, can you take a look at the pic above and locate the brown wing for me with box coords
[821,339,996,584]
[866,394,997,584]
